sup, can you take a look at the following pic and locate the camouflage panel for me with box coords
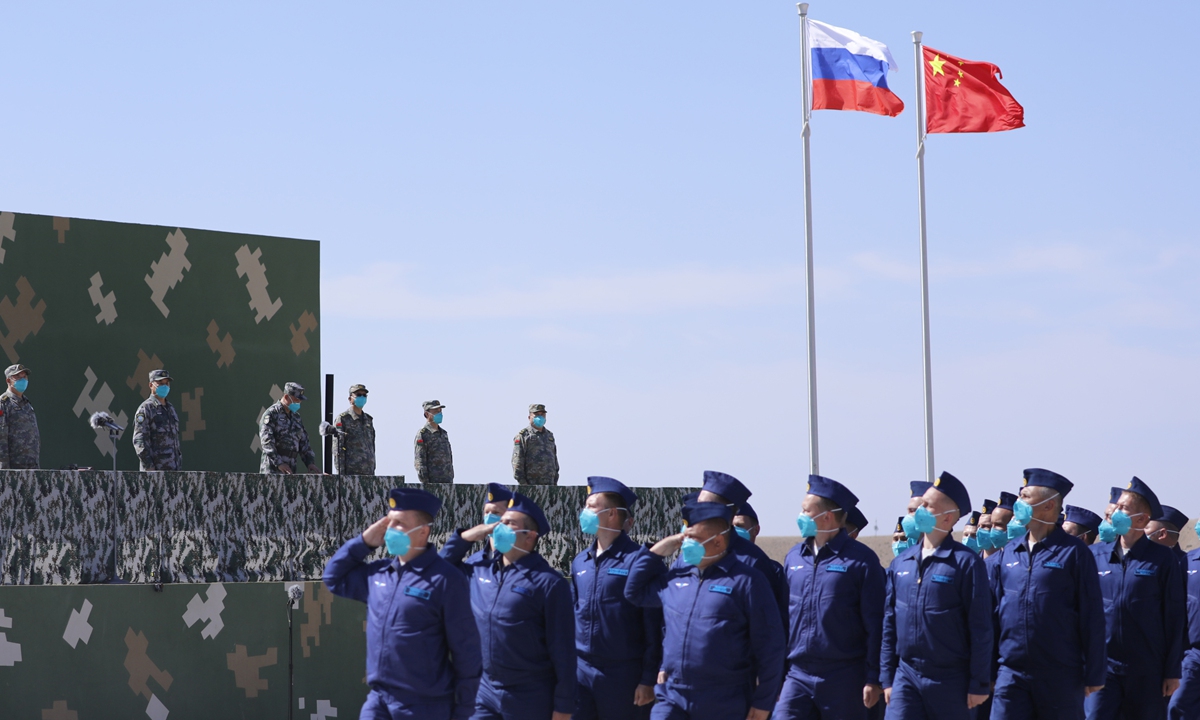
[2,469,113,585]
[115,471,165,584]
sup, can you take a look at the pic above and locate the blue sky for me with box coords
[5,2,1198,534]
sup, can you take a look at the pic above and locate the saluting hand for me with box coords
[649,533,685,558]
[461,521,501,544]
[967,693,989,709]
[362,516,390,548]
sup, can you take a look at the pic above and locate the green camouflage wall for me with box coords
[0,211,320,472]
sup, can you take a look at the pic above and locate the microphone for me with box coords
[319,421,344,437]
[90,411,125,433]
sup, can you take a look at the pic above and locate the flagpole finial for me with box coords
[798,3,809,17]
[912,31,923,43]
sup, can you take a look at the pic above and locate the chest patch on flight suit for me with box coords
[1043,561,1064,569]
[405,586,431,600]
[709,585,733,594]
[1134,568,1156,577]
[607,568,629,576]
[512,585,534,596]
[826,564,847,573]
[931,574,953,584]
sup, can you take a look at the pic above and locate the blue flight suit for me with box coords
[625,552,786,720]
[442,532,576,720]
[323,536,482,720]
[672,532,791,641]
[987,526,1105,720]
[1084,535,1187,720]
[776,529,886,720]
[571,532,663,720]
[881,537,992,720]
[1167,548,1200,720]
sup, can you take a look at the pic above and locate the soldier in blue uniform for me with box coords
[571,477,662,720]
[993,492,1018,541]
[1095,488,1124,544]
[900,482,932,545]
[987,469,1106,720]
[1085,477,1187,720]
[323,487,482,720]
[440,483,514,569]
[625,500,786,720]
[1147,505,1190,571]
[976,499,1001,559]
[960,510,982,553]
[881,471,992,719]
[1168,528,1200,720]
[692,471,790,632]
[846,505,870,540]
[442,492,576,720]
[734,501,763,544]
[1063,505,1103,545]
[776,475,885,720]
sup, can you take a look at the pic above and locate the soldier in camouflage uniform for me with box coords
[512,403,559,485]
[259,381,320,474]
[0,364,39,469]
[332,383,375,475]
[414,400,453,484]
[131,368,182,471]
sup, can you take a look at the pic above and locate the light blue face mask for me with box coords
[735,526,753,541]
[964,533,981,553]
[1013,493,1059,525]
[432,412,444,424]
[914,505,957,535]
[1194,519,1200,539]
[901,514,921,542]
[796,508,839,539]
[532,415,546,429]
[680,530,727,566]
[491,523,530,554]
[892,540,910,557]
[155,385,170,399]
[1097,520,1117,543]
[288,402,301,413]
[484,513,503,525]
[1110,509,1142,536]
[579,507,622,536]
[1006,520,1026,540]
[988,528,1008,547]
[13,378,29,393]
[354,396,367,409]
[975,528,995,551]
[384,524,430,556]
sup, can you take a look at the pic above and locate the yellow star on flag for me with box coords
[958,70,964,77]
[954,78,961,87]
[929,55,947,76]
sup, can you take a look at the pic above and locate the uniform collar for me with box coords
[802,526,849,558]
[424,422,442,433]
[1015,525,1066,554]
[696,552,738,578]
[495,549,545,573]
[1107,533,1151,562]
[586,531,636,561]
[391,545,437,574]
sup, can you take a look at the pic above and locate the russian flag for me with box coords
[809,19,904,118]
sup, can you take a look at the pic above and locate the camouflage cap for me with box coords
[284,382,307,401]
[422,400,444,412]
[4,364,29,378]
[528,403,547,414]
[349,384,368,395]
[149,369,171,382]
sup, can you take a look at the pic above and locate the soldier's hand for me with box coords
[967,693,989,709]
[883,688,892,705]
[863,684,881,708]
[633,684,654,706]
[362,516,390,548]
[649,533,685,558]
[746,708,769,720]
[461,521,501,544]
[657,671,667,685]
[1085,685,1104,697]
[1164,678,1180,697]
[551,713,571,720]
[307,464,321,474]
[277,463,293,474]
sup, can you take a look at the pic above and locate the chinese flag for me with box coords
[923,46,1024,134]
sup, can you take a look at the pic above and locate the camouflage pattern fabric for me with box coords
[413,423,453,484]
[258,402,315,473]
[132,396,182,471]
[512,425,559,485]
[0,470,695,585]
[0,389,39,469]
[332,408,374,476]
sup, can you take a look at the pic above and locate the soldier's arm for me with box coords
[1163,551,1187,680]
[746,572,787,712]
[638,602,664,687]
[1077,549,1107,688]
[322,533,380,603]
[860,558,886,687]
[132,406,152,468]
[965,556,994,697]
[414,431,427,482]
[511,433,524,482]
[624,549,669,608]
[880,564,899,689]
[551,432,559,484]
[260,409,281,469]
[297,422,316,469]
[545,578,578,716]
[0,400,10,468]
[443,571,482,720]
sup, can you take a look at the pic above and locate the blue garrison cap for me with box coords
[701,471,751,512]
[965,511,981,528]
[998,492,1018,511]
[587,476,639,508]
[1108,487,1123,505]
[980,499,998,515]
[387,487,443,518]
[806,474,859,510]
[910,481,932,499]
[485,483,513,504]
[683,500,734,527]
[1156,505,1189,530]
[845,505,868,532]
[735,501,759,523]
[1064,505,1101,533]
[506,492,551,535]
[932,471,971,519]
[894,516,906,534]
[1122,476,1164,520]
[1022,468,1074,498]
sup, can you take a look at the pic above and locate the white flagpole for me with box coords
[798,3,819,476]
[912,31,935,483]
